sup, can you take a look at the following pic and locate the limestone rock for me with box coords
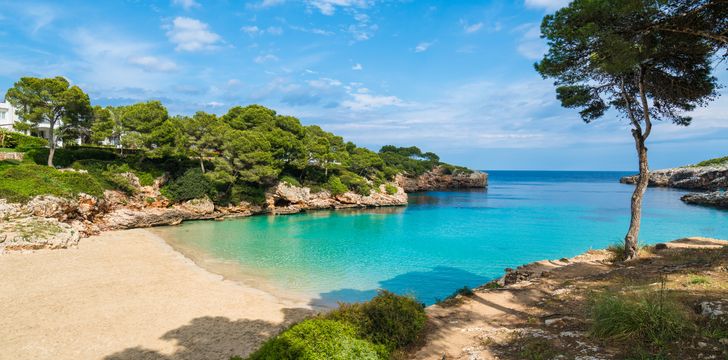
[396,166,487,192]
[681,191,728,209]
[98,197,217,230]
[698,300,728,326]
[0,217,80,252]
[620,165,728,191]
[24,195,78,220]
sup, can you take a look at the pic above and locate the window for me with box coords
[0,111,5,121]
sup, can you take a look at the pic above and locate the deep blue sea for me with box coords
[152,171,728,306]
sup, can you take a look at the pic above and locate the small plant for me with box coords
[687,275,709,285]
[518,336,558,360]
[436,286,476,307]
[280,175,301,187]
[161,168,213,202]
[606,242,627,261]
[589,285,692,352]
[384,183,398,195]
[325,176,348,196]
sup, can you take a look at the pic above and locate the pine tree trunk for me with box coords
[624,131,649,260]
[199,157,206,173]
[47,121,56,167]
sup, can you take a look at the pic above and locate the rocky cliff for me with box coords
[0,173,407,252]
[396,166,488,192]
[681,191,728,209]
[619,165,728,191]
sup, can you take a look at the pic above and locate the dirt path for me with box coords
[412,237,728,360]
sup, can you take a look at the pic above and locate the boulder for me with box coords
[697,299,728,326]
[0,217,80,252]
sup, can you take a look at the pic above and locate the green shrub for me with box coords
[247,319,387,360]
[693,156,728,167]
[325,176,348,196]
[26,147,118,167]
[0,131,48,152]
[384,184,398,195]
[0,163,107,202]
[280,175,301,187]
[327,290,427,352]
[518,337,558,360]
[589,291,692,350]
[161,168,213,202]
[340,172,372,196]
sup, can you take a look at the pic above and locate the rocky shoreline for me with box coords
[620,164,728,209]
[0,167,488,252]
[395,166,488,192]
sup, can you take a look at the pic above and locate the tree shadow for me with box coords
[104,307,313,360]
[309,266,492,308]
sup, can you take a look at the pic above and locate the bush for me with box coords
[325,176,348,196]
[384,184,398,195]
[694,155,728,167]
[0,130,48,152]
[26,147,118,167]
[327,290,427,352]
[340,172,372,196]
[247,319,387,360]
[280,175,301,187]
[162,168,213,202]
[590,291,692,350]
[0,163,107,202]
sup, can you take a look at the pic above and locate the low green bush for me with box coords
[327,290,427,352]
[590,291,692,350]
[384,184,398,195]
[247,319,387,360]
[162,168,213,202]
[280,175,301,187]
[325,176,348,196]
[340,172,372,196]
[0,163,107,202]
[27,147,118,167]
[0,131,48,152]
[694,155,728,167]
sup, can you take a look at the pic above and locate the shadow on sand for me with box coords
[104,307,313,360]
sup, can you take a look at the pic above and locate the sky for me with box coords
[0,0,725,171]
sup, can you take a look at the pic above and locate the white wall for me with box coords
[0,101,19,130]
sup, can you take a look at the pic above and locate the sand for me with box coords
[0,229,313,360]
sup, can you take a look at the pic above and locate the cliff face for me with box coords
[0,173,407,252]
[620,165,728,191]
[681,191,728,209]
[395,166,488,192]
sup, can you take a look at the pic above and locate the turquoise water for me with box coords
[152,171,728,306]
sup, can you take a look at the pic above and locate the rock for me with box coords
[681,191,728,209]
[0,217,80,252]
[654,243,668,250]
[697,300,728,326]
[98,197,218,230]
[503,270,534,285]
[266,181,407,214]
[0,151,24,161]
[620,165,728,191]
[0,199,24,220]
[395,166,488,192]
[24,195,78,220]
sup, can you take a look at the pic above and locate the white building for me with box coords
[0,100,56,143]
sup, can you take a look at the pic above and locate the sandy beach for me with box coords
[0,229,313,360]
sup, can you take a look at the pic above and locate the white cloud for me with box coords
[252,0,286,8]
[515,23,546,60]
[241,25,261,36]
[415,41,434,53]
[206,101,225,107]
[166,17,222,52]
[308,77,342,89]
[461,20,483,34]
[307,0,371,16]
[266,26,283,35]
[352,63,363,70]
[524,0,570,11]
[290,25,334,36]
[342,93,404,111]
[254,54,279,64]
[127,56,178,72]
[172,0,200,10]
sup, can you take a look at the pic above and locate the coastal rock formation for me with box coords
[396,166,488,192]
[620,165,728,191]
[97,197,219,230]
[266,182,407,214]
[681,191,728,209]
[0,217,80,253]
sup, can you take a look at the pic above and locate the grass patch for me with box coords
[687,275,709,285]
[589,289,692,354]
[518,336,558,360]
[0,163,108,203]
[692,155,728,167]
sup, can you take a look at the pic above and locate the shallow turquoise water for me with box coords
[153,171,728,306]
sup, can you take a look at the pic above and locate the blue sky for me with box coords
[0,0,726,170]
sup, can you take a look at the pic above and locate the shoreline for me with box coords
[0,228,314,360]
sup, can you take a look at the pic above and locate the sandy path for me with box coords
[0,229,313,360]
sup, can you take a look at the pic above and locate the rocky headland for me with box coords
[620,161,728,209]
[395,166,488,192]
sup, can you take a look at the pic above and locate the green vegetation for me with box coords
[687,275,709,285]
[693,155,728,167]
[0,164,106,203]
[246,291,427,360]
[435,286,475,307]
[589,290,692,354]
[384,184,398,195]
[518,336,558,360]
[248,319,386,360]
[2,76,474,205]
